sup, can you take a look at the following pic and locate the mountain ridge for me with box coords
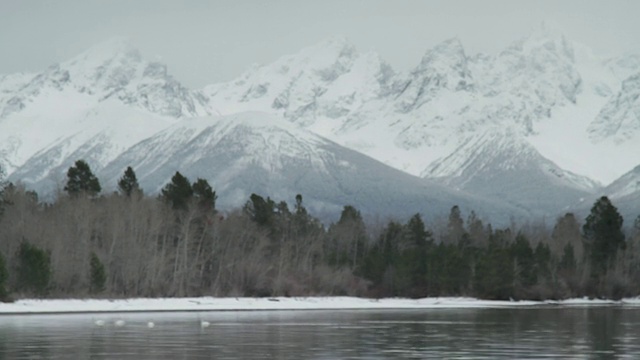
[1,32,639,222]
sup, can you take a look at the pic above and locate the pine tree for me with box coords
[161,172,193,210]
[89,252,106,294]
[534,242,552,281]
[559,243,577,271]
[245,193,275,227]
[583,196,625,278]
[0,252,8,301]
[511,233,536,288]
[192,178,217,212]
[16,242,51,296]
[446,205,465,244]
[330,205,368,270]
[467,210,486,246]
[474,229,514,300]
[64,160,101,197]
[117,166,141,197]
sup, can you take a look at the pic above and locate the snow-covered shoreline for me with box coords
[1,296,639,315]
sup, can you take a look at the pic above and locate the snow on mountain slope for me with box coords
[204,36,395,127]
[97,112,527,222]
[604,164,640,223]
[588,73,640,144]
[0,38,208,175]
[6,100,175,194]
[393,38,474,114]
[572,164,640,225]
[2,31,639,220]
[201,29,616,214]
[606,164,640,200]
[530,69,640,185]
[0,73,36,112]
[423,129,599,213]
[0,38,209,122]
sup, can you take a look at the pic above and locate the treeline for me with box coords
[0,160,639,301]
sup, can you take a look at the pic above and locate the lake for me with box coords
[1,306,639,359]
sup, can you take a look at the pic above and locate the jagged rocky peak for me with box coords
[240,35,359,84]
[204,36,362,106]
[0,37,210,118]
[394,38,473,113]
[605,53,640,81]
[60,37,144,91]
[414,37,472,90]
[473,24,583,134]
[588,73,640,143]
[498,24,579,79]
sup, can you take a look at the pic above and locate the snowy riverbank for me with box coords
[1,296,640,314]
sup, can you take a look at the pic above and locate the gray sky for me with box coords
[1,0,639,88]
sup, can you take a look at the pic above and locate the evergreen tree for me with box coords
[329,205,368,269]
[559,243,577,271]
[429,243,469,295]
[583,196,625,278]
[511,233,537,288]
[245,193,275,227]
[338,205,362,224]
[0,252,8,301]
[406,213,430,248]
[474,229,514,300]
[64,160,101,197]
[364,220,405,294]
[405,213,432,293]
[446,205,466,244]
[290,194,323,239]
[467,210,486,246]
[192,178,217,212]
[16,242,51,296]
[89,252,106,294]
[117,166,141,197]
[294,194,305,216]
[161,172,193,210]
[534,242,552,281]
[551,213,582,256]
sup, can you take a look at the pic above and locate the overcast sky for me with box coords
[1,0,639,88]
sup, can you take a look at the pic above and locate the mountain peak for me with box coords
[417,37,468,71]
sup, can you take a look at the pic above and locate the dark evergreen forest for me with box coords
[1,160,639,302]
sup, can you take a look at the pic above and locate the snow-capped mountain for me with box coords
[0,38,209,176]
[606,164,640,201]
[2,30,639,221]
[97,112,525,221]
[2,38,209,119]
[423,130,600,212]
[201,28,640,215]
[588,73,640,144]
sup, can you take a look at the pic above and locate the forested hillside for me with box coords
[1,161,639,301]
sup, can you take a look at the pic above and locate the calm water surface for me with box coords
[1,307,639,359]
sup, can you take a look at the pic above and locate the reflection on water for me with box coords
[0,307,639,359]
